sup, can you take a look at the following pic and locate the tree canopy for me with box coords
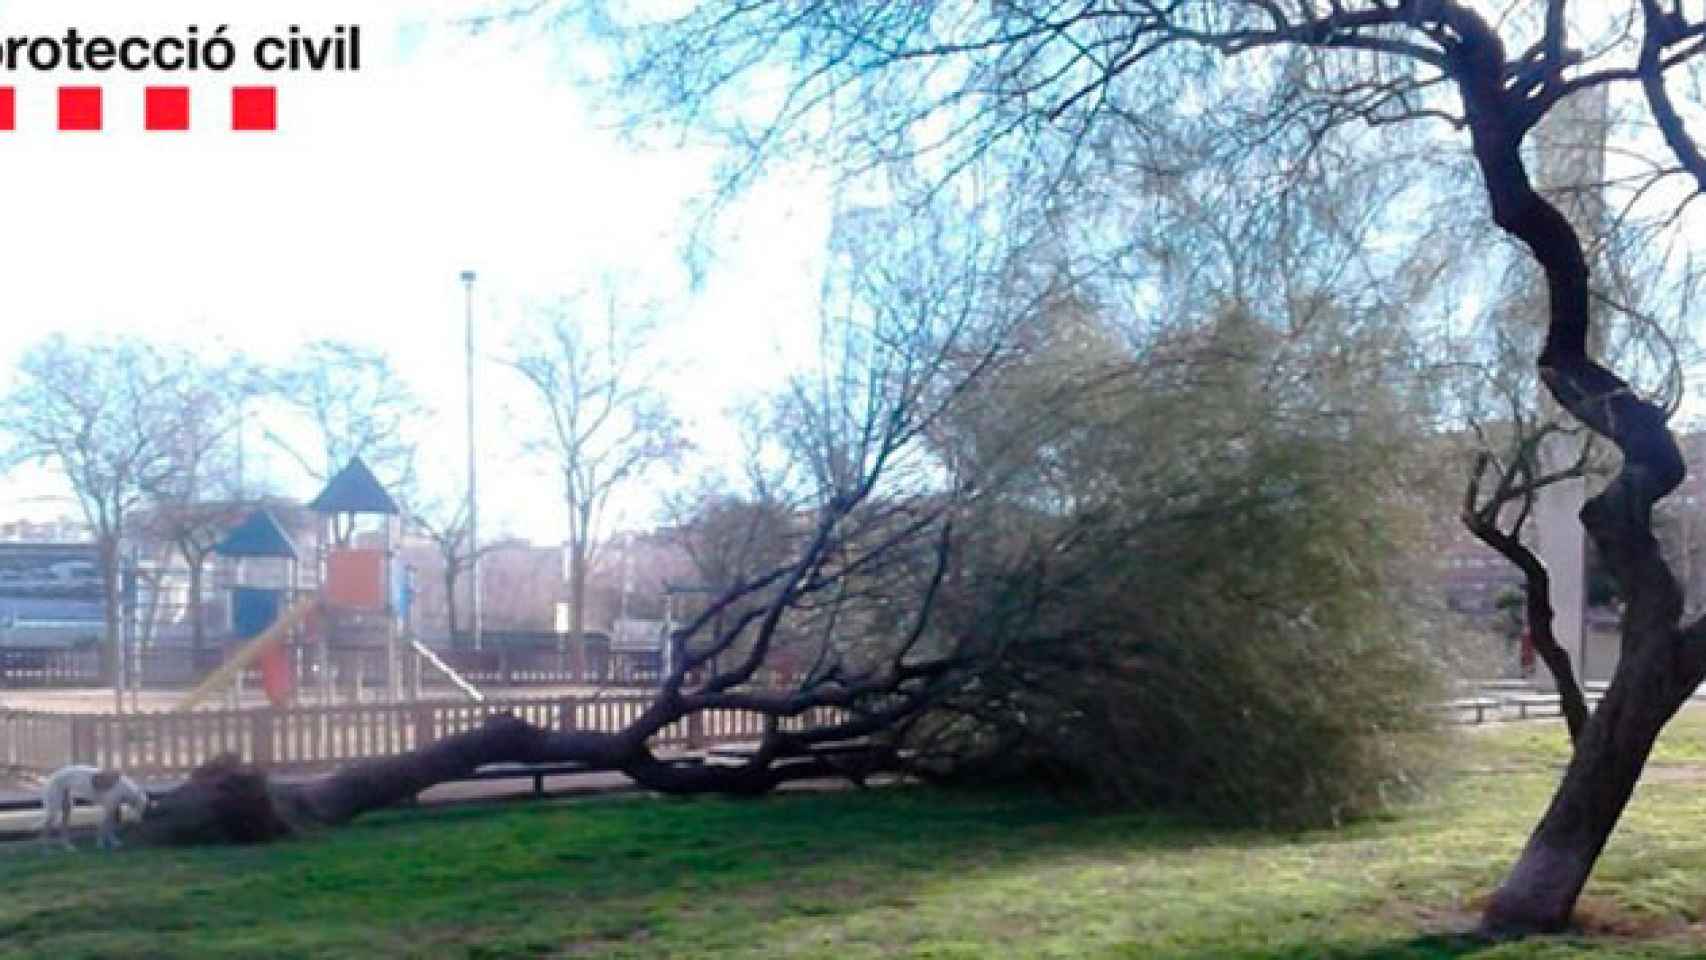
[579,0,1706,936]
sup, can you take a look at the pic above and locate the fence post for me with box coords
[413,702,435,749]
[558,697,578,732]
[251,709,275,768]
[687,709,704,750]
[69,716,95,766]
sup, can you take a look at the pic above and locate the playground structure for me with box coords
[174,458,484,712]
[0,458,710,707]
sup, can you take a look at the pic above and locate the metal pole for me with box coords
[461,270,483,653]
[113,544,128,715]
[127,542,140,713]
[620,532,631,625]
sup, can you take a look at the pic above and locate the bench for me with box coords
[456,762,601,798]
[1463,680,1539,696]
[1508,691,1606,721]
[1508,694,1561,720]
[706,740,881,763]
[706,740,900,784]
[1439,697,1500,723]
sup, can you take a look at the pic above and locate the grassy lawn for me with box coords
[9,713,1706,957]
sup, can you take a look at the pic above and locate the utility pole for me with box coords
[461,269,483,653]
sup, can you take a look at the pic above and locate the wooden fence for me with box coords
[0,649,102,688]
[0,709,74,773]
[0,648,226,689]
[0,695,840,778]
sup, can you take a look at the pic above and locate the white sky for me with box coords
[0,2,1700,538]
[0,1,832,538]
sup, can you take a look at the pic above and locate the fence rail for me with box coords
[0,695,840,778]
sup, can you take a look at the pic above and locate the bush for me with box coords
[914,305,1449,827]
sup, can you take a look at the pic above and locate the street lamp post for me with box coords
[461,269,483,653]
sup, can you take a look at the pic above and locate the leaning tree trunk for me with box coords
[1448,32,1704,934]
[1485,644,1699,932]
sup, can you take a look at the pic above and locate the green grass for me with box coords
[10,713,1706,958]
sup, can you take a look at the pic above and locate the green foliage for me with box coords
[920,303,1450,828]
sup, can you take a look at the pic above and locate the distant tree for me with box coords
[507,295,688,676]
[663,410,799,599]
[0,336,184,697]
[405,495,484,641]
[141,220,1003,850]
[479,542,565,632]
[263,340,424,516]
[581,0,1706,934]
[141,356,264,657]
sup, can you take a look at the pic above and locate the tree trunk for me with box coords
[135,714,892,847]
[1442,24,1699,932]
[444,567,460,643]
[570,541,588,682]
[1483,632,1700,933]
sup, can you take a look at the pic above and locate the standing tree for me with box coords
[0,336,183,698]
[583,0,1706,935]
[263,340,425,536]
[507,295,688,678]
[139,237,1010,848]
[141,355,262,659]
[663,410,800,603]
[406,495,483,642]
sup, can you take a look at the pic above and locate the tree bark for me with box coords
[1483,631,1700,933]
[135,713,896,846]
[570,539,589,682]
[444,565,460,642]
[1465,511,1589,743]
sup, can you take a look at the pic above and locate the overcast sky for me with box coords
[2,2,1701,542]
[0,0,832,538]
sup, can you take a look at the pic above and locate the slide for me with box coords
[410,638,485,702]
[175,595,320,712]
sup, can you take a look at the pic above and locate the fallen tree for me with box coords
[137,716,907,846]
[584,0,1706,936]
[136,221,998,847]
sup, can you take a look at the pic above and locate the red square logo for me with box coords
[146,87,190,131]
[232,87,276,131]
[59,87,102,131]
[0,88,13,131]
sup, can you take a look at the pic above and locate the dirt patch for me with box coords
[1568,895,1698,940]
[1438,892,1706,945]
[1632,763,1706,785]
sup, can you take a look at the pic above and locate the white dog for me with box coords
[39,764,149,851]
